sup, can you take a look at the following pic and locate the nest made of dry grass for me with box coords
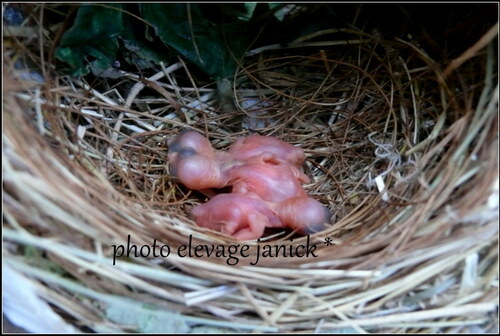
[3,4,499,333]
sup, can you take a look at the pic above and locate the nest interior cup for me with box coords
[3,3,498,333]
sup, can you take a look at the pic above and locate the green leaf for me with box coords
[56,4,250,78]
[242,3,258,20]
[55,4,124,76]
[202,4,257,22]
[56,4,173,77]
[120,37,166,70]
[140,4,248,79]
[268,3,291,21]
[119,8,172,71]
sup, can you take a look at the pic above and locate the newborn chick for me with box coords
[228,153,308,203]
[275,196,332,235]
[192,193,283,241]
[225,155,331,235]
[192,192,330,240]
[168,131,309,190]
[168,130,331,240]
[168,130,215,160]
[168,131,229,189]
[228,134,305,168]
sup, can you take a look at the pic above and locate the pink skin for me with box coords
[227,153,308,203]
[192,193,330,240]
[168,130,216,160]
[275,196,331,235]
[192,193,283,241]
[168,131,229,189]
[168,131,331,240]
[168,131,309,189]
[228,135,306,168]
[226,155,331,235]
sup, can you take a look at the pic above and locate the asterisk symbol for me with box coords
[324,237,333,246]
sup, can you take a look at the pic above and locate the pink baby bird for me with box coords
[167,131,227,190]
[168,131,331,240]
[192,193,284,241]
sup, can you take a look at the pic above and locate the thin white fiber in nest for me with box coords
[2,264,78,333]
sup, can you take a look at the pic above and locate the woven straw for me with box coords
[3,4,498,333]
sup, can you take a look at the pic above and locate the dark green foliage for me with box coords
[55,4,125,77]
[55,4,257,79]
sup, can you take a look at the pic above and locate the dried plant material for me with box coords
[2,4,498,333]
[105,298,190,333]
[3,264,78,333]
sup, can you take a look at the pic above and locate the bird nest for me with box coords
[3,4,499,333]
